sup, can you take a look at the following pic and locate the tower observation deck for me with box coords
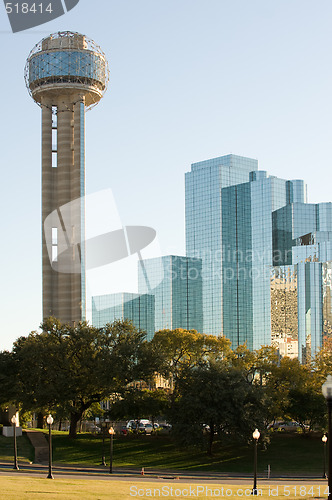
[25,31,109,325]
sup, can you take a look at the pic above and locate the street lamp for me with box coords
[11,415,19,470]
[322,434,328,479]
[109,427,115,474]
[322,375,332,499]
[101,422,107,466]
[46,414,54,479]
[252,428,260,495]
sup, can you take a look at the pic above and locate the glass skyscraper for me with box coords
[185,154,307,350]
[138,255,203,332]
[92,255,203,339]
[185,155,259,338]
[91,153,332,360]
[272,202,332,360]
[92,293,155,340]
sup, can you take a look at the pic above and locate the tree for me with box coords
[0,350,18,407]
[313,345,332,384]
[151,329,232,392]
[110,388,169,429]
[285,386,326,432]
[169,363,266,455]
[13,318,156,437]
[262,356,326,431]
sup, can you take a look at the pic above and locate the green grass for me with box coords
[0,433,34,463]
[0,431,326,475]
[0,476,326,500]
[51,432,327,474]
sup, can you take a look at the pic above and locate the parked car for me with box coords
[126,420,139,430]
[157,423,172,434]
[270,421,301,432]
[85,423,101,434]
[141,423,154,434]
[126,419,154,434]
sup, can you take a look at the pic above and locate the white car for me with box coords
[127,419,153,433]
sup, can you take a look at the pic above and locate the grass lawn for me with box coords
[0,431,325,474]
[51,432,326,474]
[0,433,34,463]
[0,476,327,500]
[0,431,323,475]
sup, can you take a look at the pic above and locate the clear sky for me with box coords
[0,0,332,350]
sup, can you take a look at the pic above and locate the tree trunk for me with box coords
[69,412,82,438]
[207,421,215,456]
[58,418,62,431]
[37,412,44,429]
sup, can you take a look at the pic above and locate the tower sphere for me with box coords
[24,31,109,110]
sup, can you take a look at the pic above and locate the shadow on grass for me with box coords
[0,433,34,463]
[42,431,326,474]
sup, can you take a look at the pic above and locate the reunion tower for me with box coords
[25,31,109,325]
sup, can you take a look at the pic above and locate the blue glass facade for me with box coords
[221,174,306,350]
[185,154,307,350]
[138,256,203,332]
[91,293,155,340]
[29,50,107,89]
[323,262,332,343]
[272,202,332,360]
[185,155,258,337]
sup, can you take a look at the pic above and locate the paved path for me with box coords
[0,461,328,484]
[24,430,49,463]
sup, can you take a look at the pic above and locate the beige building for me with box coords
[271,266,299,359]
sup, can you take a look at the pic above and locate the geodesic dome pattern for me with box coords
[25,31,109,110]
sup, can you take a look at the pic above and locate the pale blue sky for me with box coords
[0,0,332,349]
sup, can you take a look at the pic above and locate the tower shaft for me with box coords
[26,31,109,326]
[41,95,85,324]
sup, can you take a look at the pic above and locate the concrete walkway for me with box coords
[24,430,49,463]
[0,460,329,483]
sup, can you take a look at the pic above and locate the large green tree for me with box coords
[13,318,156,437]
[169,363,266,455]
[110,388,169,429]
[151,328,232,392]
[0,350,18,407]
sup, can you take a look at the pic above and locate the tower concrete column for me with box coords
[26,31,109,326]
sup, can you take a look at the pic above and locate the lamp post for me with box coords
[46,414,54,479]
[109,427,115,474]
[101,422,107,466]
[252,428,260,495]
[322,434,328,479]
[322,375,332,499]
[11,415,19,470]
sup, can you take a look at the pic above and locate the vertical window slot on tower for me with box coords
[52,106,58,168]
[52,228,58,245]
[52,246,58,262]
[52,106,57,128]
[52,152,58,168]
[52,228,58,262]
[52,128,57,151]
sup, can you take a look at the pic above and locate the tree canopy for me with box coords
[11,318,155,437]
[1,320,331,446]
